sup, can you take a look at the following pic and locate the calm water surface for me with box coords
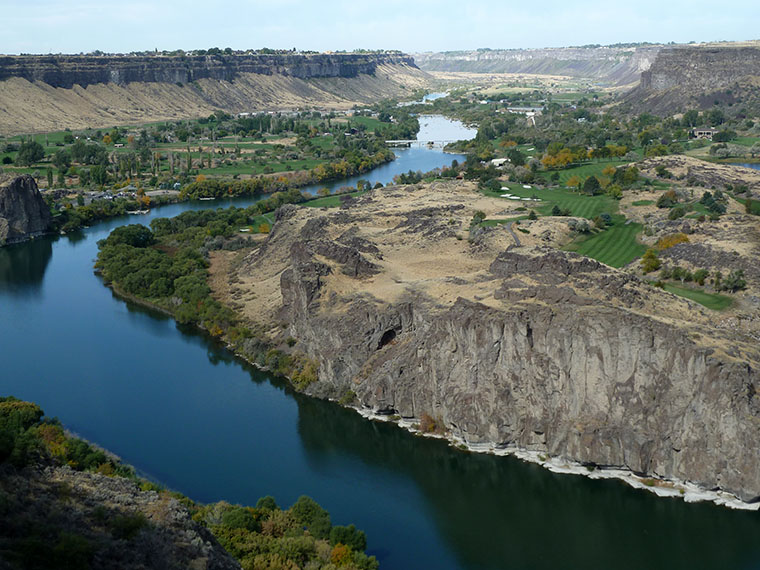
[1,119,759,569]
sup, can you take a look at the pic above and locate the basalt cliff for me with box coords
[413,45,660,86]
[623,43,760,114]
[224,181,760,504]
[0,52,429,134]
[0,175,52,245]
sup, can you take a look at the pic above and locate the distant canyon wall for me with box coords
[0,53,429,134]
[0,52,417,89]
[413,46,661,86]
[624,45,760,114]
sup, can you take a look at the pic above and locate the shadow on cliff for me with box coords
[0,236,53,296]
[294,394,760,570]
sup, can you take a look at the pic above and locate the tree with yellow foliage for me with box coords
[566,175,582,189]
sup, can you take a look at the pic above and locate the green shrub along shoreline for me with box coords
[0,396,378,569]
[94,207,319,391]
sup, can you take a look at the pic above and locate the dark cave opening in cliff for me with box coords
[378,329,397,349]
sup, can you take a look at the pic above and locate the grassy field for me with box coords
[541,160,628,186]
[632,199,654,206]
[348,116,384,131]
[480,216,528,227]
[662,283,733,310]
[301,190,367,208]
[732,137,760,147]
[492,183,619,219]
[564,216,646,268]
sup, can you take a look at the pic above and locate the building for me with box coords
[691,127,719,140]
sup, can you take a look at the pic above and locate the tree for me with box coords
[471,210,486,226]
[507,148,525,166]
[582,176,601,195]
[290,495,331,539]
[330,524,367,552]
[52,149,71,171]
[527,210,537,220]
[16,140,44,166]
[566,175,582,189]
[682,110,699,128]
[708,108,725,127]
[100,224,155,248]
[91,165,108,186]
[46,168,53,188]
[640,249,661,273]
[720,269,746,292]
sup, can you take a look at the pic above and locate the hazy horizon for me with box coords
[3,0,758,55]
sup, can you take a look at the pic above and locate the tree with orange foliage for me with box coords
[331,544,352,566]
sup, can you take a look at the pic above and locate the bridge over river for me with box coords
[385,139,458,148]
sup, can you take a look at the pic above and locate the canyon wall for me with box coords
[0,52,417,88]
[624,44,760,114]
[0,53,429,134]
[413,46,661,85]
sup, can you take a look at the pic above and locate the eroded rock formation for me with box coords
[0,175,52,245]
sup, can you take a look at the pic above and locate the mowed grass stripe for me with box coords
[565,221,646,268]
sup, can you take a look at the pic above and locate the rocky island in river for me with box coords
[210,180,760,506]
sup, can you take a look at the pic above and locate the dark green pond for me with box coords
[1,137,759,569]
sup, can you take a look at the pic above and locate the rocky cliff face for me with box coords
[623,44,760,114]
[0,52,417,89]
[0,175,52,245]
[234,182,760,503]
[0,53,429,134]
[413,46,660,86]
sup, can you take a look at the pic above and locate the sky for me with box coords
[2,0,758,55]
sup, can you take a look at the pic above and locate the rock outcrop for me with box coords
[0,175,52,245]
[233,181,760,503]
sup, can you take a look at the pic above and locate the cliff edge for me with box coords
[226,181,760,504]
[623,44,760,114]
[0,175,52,245]
[0,52,430,134]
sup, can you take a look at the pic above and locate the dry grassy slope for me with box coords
[0,62,430,135]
